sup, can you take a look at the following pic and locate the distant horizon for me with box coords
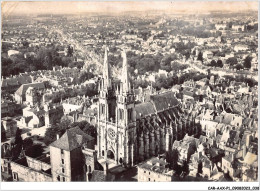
[2,1,258,16]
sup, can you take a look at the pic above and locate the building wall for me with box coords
[50,146,71,182]
[137,167,172,182]
[26,156,51,171]
[10,161,52,182]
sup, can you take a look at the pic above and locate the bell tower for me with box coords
[98,46,116,122]
[116,49,135,167]
[97,46,116,158]
[116,49,135,127]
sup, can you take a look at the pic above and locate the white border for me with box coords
[0,0,259,190]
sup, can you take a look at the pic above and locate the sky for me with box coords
[1,1,258,16]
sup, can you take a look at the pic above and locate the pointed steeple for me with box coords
[103,45,111,90]
[121,49,130,93]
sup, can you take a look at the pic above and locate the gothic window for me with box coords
[88,165,92,172]
[101,105,105,114]
[62,168,65,173]
[108,128,116,140]
[13,172,18,181]
[61,149,64,154]
[119,109,124,120]
[102,150,104,156]
[63,177,66,182]
[62,159,64,164]
[57,175,60,181]
[128,109,132,121]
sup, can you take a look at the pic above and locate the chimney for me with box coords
[57,134,60,140]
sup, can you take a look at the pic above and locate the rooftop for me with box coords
[50,127,94,151]
[138,156,174,176]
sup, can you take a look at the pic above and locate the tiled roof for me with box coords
[138,156,173,175]
[15,82,46,96]
[150,91,179,112]
[50,127,94,151]
[135,102,156,119]
[1,76,32,87]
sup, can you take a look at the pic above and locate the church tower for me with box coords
[115,49,136,167]
[116,50,135,127]
[98,46,116,122]
[97,46,116,159]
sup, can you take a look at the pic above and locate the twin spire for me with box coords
[103,46,110,90]
[121,49,131,93]
[102,46,131,94]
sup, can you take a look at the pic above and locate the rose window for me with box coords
[108,128,116,139]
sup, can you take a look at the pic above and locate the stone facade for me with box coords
[97,48,189,167]
[10,156,52,182]
[137,156,175,182]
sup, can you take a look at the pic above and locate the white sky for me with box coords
[1,1,258,15]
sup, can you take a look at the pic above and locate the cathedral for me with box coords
[97,47,195,167]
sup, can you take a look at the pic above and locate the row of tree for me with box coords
[108,51,190,75]
[134,71,208,90]
[2,45,78,78]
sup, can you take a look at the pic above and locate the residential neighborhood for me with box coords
[1,1,258,186]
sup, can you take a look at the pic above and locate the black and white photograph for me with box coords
[0,1,259,189]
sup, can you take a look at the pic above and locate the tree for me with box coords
[14,128,23,145]
[23,137,33,150]
[210,60,217,67]
[25,144,44,158]
[197,52,203,63]
[216,60,223,68]
[44,120,97,145]
[235,64,244,71]
[170,61,189,72]
[79,72,95,83]
[243,56,252,69]
[226,57,238,66]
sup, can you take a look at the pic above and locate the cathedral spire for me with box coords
[121,49,131,93]
[103,45,111,90]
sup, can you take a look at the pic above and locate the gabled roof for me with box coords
[135,102,156,119]
[1,75,32,87]
[15,82,46,96]
[50,127,94,151]
[150,91,179,112]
